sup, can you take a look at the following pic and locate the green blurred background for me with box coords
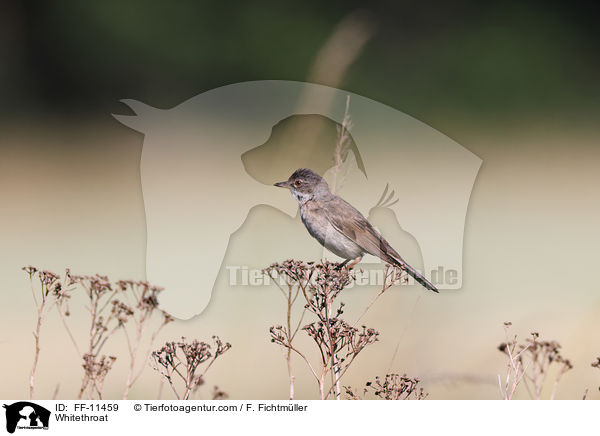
[1,1,599,400]
[2,0,599,124]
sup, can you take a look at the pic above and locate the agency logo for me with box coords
[114,80,481,319]
[3,402,50,433]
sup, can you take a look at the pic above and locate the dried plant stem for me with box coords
[52,384,60,400]
[24,267,75,399]
[77,380,87,399]
[77,279,123,399]
[267,271,308,400]
[266,261,379,400]
[549,378,560,400]
[157,379,164,400]
[386,295,421,373]
[295,272,338,400]
[325,299,341,400]
[55,304,81,357]
[151,337,231,400]
[286,300,295,400]
[285,345,320,382]
[127,321,169,396]
[122,322,143,399]
[549,364,570,400]
[23,267,171,400]
[323,342,368,400]
[498,328,530,400]
[286,352,294,399]
[498,325,572,400]
[331,95,352,194]
[345,374,428,400]
[29,300,44,400]
[183,369,193,400]
[285,280,296,400]
[319,374,326,400]
[122,304,150,399]
[164,370,181,400]
[353,265,396,328]
[119,280,173,399]
[27,272,53,400]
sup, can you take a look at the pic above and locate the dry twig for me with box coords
[265,260,400,400]
[344,374,428,400]
[151,336,231,400]
[23,266,173,399]
[497,323,572,400]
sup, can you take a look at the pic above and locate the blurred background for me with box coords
[2,0,599,122]
[1,0,599,400]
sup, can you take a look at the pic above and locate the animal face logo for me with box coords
[3,402,50,433]
[114,80,481,319]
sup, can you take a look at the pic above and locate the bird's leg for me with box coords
[346,255,363,270]
[336,259,350,270]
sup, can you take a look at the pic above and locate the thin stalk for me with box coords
[29,301,44,399]
[123,319,144,399]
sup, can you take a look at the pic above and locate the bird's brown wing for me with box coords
[323,195,439,293]
[323,196,402,264]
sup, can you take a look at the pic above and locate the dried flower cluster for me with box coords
[498,323,573,400]
[587,357,600,398]
[111,280,174,398]
[22,266,79,399]
[79,353,117,400]
[303,320,379,372]
[211,385,229,400]
[264,260,395,400]
[345,374,428,400]
[263,260,313,400]
[151,336,231,400]
[23,266,173,399]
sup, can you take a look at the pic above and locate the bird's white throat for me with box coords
[291,190,311,205]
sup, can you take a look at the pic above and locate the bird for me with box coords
[274,168,438,292]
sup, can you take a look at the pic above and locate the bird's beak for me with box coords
[274,181,289,188]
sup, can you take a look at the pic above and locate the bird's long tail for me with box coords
[394,260,438,293]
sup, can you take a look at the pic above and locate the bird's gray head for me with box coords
[274,168,331,204]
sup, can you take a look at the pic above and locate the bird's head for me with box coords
[274,168,331,203]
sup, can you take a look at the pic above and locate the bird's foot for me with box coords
[335,260,350,270]
[345,256,363,270]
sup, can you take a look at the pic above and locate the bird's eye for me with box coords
[294,180,301,187]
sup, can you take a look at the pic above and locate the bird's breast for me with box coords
[299,202,363,260]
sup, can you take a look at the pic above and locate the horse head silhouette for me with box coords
[114,81,481,319]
